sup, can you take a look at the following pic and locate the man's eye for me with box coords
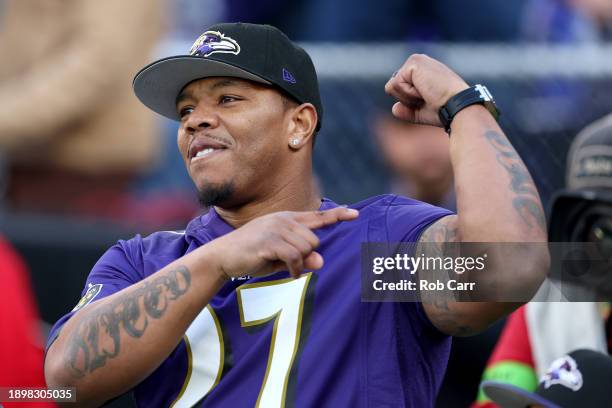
[179,107,194,118]
[220,96,238,104]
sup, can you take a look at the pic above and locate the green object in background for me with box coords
[476,360,538,403]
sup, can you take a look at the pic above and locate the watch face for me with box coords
[475,84,493,102]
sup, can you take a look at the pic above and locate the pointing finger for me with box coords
[294,207,359,230]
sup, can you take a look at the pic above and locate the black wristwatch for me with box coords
[438,84,500,134]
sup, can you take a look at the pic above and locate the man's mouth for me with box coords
[194,147,220,159]
[189,137,229,162]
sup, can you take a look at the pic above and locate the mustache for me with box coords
[188,131,232,146]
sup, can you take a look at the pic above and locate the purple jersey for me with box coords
[47,195,453,407]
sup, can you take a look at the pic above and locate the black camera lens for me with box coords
[570,204,612,241]
[586,216,612,256]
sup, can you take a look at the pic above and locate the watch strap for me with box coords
[439,84,500,134]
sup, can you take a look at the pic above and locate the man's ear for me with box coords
[287,103,317,149]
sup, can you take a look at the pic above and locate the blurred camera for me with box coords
[549,190,612,300]
[548,113,612,300]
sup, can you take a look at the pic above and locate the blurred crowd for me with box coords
[1,0,611,230]
[2,0,612,407]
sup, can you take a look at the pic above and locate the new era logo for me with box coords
[283,68,296,84]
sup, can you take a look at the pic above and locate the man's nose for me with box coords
[184,106,219,133]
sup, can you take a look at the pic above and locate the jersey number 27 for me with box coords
[171,273,313,407]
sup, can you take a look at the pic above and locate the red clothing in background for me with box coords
[0,236,55,407]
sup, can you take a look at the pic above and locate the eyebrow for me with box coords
[176,79,249,105]
[176,91,193,106]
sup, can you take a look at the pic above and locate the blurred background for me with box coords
[2,0,612,406]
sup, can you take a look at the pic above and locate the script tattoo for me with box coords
[485,130,546,231]
[64,266,191,378]
[417,216,478,336]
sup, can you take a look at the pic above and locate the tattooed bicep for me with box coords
[418,215,459,245]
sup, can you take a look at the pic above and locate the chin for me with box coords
[193,172,230,191]
[196,181,236,208]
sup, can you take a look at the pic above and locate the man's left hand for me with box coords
[384,54,469,127]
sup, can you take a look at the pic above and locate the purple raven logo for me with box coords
[189,31,240,57]
[541,355,583,391]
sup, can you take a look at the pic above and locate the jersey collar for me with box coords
[185,199,338,244]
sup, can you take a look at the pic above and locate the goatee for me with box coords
[197,183,235,208]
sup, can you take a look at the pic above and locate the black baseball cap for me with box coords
[133,22,323,130]
[482,349,612,408]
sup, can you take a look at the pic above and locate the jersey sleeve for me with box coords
[45,237,144,352]
[384,195,454,243]
[472,306,538,408]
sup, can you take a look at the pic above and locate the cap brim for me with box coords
[482,381,560,408]
[133,56,271,121]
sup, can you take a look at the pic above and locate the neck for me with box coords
[215,173,321,228]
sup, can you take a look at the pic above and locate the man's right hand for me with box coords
[205,207,359,280]
[45,206,358,406]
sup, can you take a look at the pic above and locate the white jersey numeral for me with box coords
[237,274,312,407]
[171,274,312,408]
[170,305,223,408]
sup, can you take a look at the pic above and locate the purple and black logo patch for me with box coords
[189,31,241,58]
[541,355,583,391]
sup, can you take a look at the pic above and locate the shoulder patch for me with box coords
[72,283,103,312]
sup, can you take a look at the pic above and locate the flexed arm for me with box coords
[384,54,549,336]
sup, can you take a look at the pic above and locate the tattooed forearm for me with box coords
[64,266,191,379]
[484,130,546,231]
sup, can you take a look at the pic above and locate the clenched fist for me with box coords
[204,207,359,280]
[384,54,469,127]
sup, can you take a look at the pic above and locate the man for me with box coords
[44,23,548,407]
